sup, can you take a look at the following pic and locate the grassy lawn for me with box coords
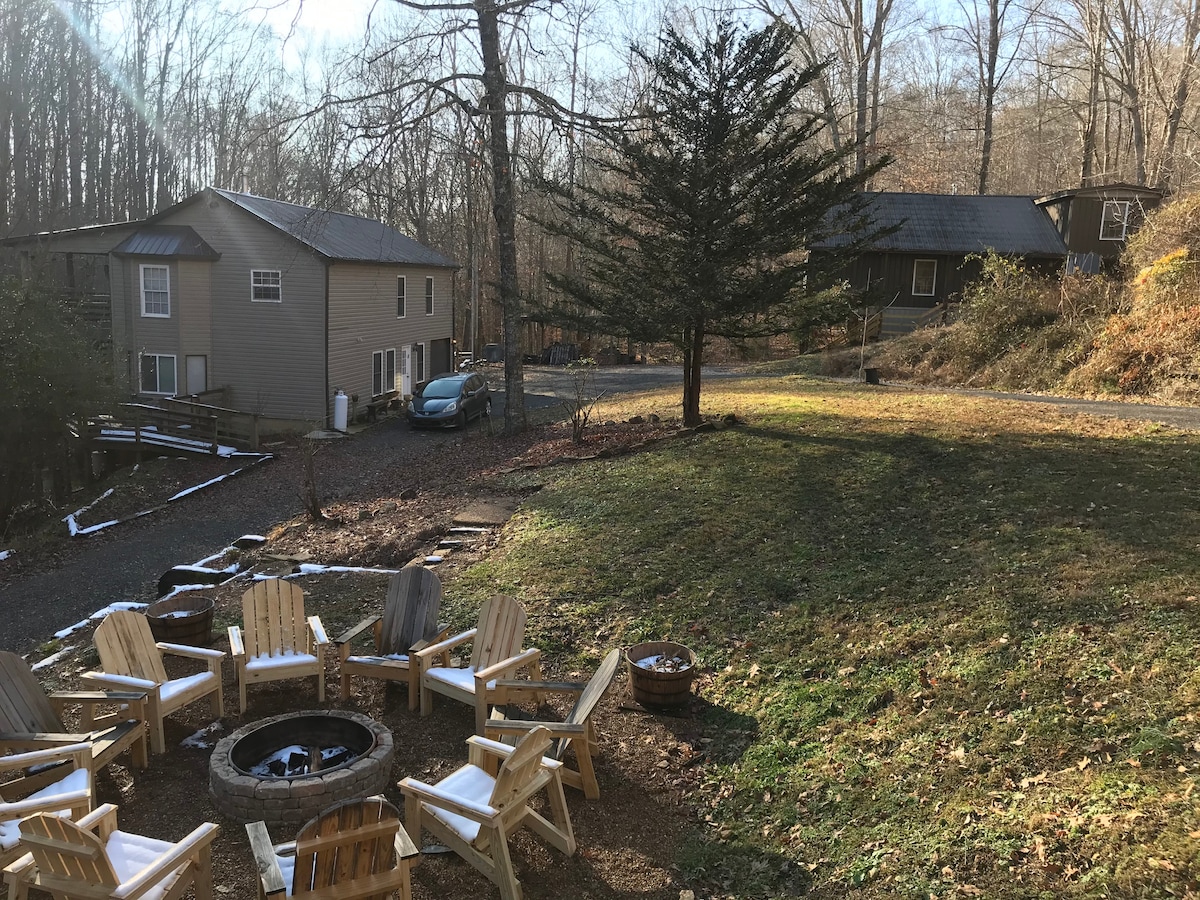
[453,375,1200,898]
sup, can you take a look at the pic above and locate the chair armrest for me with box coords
[394,824,420,862]
[415,628,477,661]
[398,777,498,822]
[0,785,91,821]
[475,648,541,683]
[0,731,91,754]
[466,734,565,768]
[74,803,119,833]
[0,742,92,773]
[158,642,225,661]
[49,690,150,704]
[334,615,380,646]
[112,821,219,900]
[490,678,584,695]
[245,820,287,899]
[81,672,157,692]
[228,626,245,659]
[308,616,329,646]
[484,720,587,739]
[409,624,451,654]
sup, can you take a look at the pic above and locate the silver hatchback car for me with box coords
[407,372,492,428]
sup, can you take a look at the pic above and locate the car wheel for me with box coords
[455,409,467,428]
[483,398,492,418]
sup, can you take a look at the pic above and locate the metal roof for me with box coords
[112,225,219,259]
[211,189,458,267]
[816,192,1068,257]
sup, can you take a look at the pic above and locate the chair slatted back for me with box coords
[470,596,526,672]
[19,812,120,891]
[94,611,169,685]
[0,652,65,734]
[555,649,621,760]
[291,797,401,898]
[379,568,442,656]
[242,581,307,659]
[489,726,553,819]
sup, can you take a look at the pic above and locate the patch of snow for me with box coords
[75,519,120,536]
[424,555,444,564]
[292,564,400,576]
[168,465,251,501]
[181,721,224,749]
[95,427,244,458]
[31,645,76,671]
[0,550,10,562]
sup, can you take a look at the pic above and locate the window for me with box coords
[251,269,282,302]
[140,265,170,317]
[415,342,426,382]
[396,276,406,318]
[425,276,434,316]
[912,259,937,296]
[1100,201,1130,241]
[140,353,176,395]
[372,349,396,396]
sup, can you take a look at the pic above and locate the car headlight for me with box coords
[444,400,458,413]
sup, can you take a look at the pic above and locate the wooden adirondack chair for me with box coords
[229,580,329,714]
[0,651,148,774]
[246,796,419,900]
[3,803,218,900]
[484,648,621,800]
[82,611,224,755]
[0,742,93,870]
[415,595,542,734]
[335,567,450,710]
[399,727,575,900]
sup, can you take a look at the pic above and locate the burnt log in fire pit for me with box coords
[209,710,393,829]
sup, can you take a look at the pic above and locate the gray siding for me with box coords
[157,202,328,421]
[327,263,454,401]
[178,260,213,391]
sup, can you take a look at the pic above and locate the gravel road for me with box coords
[3,364,1199,658]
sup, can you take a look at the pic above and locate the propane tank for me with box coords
[333,390,349,432]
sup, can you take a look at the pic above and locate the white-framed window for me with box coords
[140,353,176,395]
[1100,201,1130,241]
[140,264,170,317]
[251,269,282,302]
[372,348,396,396]
[912,259,937,296]
[397,276,406,318]
[425,276,434,315]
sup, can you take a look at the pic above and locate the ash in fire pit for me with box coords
[210,710,394,828]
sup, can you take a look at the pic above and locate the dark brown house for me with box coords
[812,192,1068,335]
[1035,183,1165,271]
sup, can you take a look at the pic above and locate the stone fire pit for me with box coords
[209,710,393,829]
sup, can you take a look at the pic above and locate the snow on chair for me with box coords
[229,580,329,715]
[3,803,218,900]
[335,566,450,710]
[0,742,94,870]
[83,611,224,755]
[399,726,575,900]
[415,595,542,735]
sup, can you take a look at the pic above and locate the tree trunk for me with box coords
[476,0,525,435]
[681,322,705,428]
[978,0,1000,194]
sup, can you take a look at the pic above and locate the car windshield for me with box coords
[420,378,463,399]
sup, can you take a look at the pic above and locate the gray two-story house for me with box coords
[7,187,457,427]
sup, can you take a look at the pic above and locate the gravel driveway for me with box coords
[4,363,1199,657]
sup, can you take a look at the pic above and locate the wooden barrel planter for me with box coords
[145,593,215,646]
[626,641,697,709]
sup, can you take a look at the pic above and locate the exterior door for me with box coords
[401,345,412,396]
[185,355,207,395]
